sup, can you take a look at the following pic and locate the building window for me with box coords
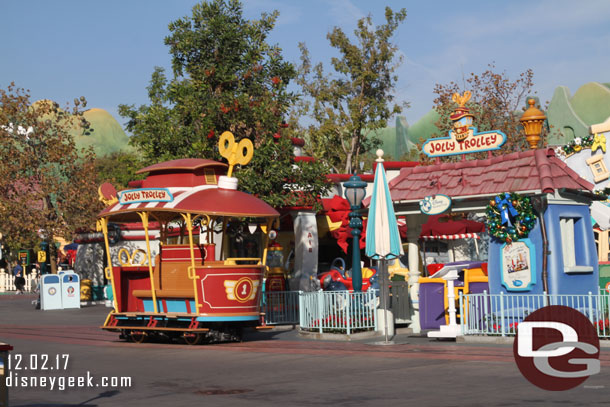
[421,240,449,266]
[586,154,609,183]
[593,228,610,262]
[560,217,594,273]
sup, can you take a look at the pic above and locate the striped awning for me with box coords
[420,233,480,241]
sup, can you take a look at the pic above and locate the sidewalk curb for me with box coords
[457,335,514,345]
[298,329,380,341]
[457,335,610,348]
[298,326,413,341]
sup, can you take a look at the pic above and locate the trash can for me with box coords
[40,275,62,310]
[61,273,80,309]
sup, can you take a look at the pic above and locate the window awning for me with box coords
[420,233,480,240]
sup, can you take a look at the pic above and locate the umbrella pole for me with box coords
[382,258,389,343]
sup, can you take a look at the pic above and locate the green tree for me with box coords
[296,7,408,174]
[94,151,145,190]
[119,0,330,208]
[0,83,101,272]
[427,63,540,163]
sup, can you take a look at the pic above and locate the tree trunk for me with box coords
[345,130,360,174]
[47,238,57,274]
[345,153,352,174]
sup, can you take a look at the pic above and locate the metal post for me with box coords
[459,291,465,335]
[543,291,549,307]
[139,211,159,313]
[373,288,378,331]
[446,278,457,328]
[350,220,363,291]
[99,218,119,312]
[483,290,489,334]
[346,290,351,335]
[588,291,593,324]
[318,290,323,334]
[343,173,366,292]
[500,291,505,337]
[298,291,304,328]
[382,259,389,343]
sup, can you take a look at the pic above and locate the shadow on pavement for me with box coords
[14,390,120,407]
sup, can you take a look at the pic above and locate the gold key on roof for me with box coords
[451,90,472,107]
[218,131,254,177]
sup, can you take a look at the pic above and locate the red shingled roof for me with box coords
[389,148,594,202]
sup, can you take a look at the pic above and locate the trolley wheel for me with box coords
[232,327,244,342]
[183,332,203,345]
[129,330,148,344]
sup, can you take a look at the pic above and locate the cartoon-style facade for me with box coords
[387,94,601,335]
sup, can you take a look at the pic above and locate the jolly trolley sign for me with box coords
[422,91,507,158]
[119,188,174,205]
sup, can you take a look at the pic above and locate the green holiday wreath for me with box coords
[486,192,537,243]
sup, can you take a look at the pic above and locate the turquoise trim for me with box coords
[196,316,259,322]
[141,299,196,313]
[115,314,257,322]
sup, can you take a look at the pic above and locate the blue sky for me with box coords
[1,0,609,129]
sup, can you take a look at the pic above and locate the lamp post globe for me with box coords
[344,173,367,292]
[520,98,546,149]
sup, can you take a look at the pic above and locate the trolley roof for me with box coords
[136,158,228,175]
[98,185,279,222]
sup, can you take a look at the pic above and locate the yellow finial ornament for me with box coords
[218,131,254,177]
[451,91,472,107]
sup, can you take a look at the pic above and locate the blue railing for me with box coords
[299,290,378,334]
[460,290,610,338]
[260,291,300,325]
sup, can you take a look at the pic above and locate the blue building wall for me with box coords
[488,218,544,295]
[488,203,599,295]
[544,203,599,295]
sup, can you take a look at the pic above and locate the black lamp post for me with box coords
[344,173,367,292]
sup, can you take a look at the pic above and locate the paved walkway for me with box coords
[1,295,609,406]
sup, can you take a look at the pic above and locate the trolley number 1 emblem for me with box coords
[224,278,259,303]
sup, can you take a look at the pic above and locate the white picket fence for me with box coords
[0,272,36,293]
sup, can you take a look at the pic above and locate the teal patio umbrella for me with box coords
[365,149,404,343]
